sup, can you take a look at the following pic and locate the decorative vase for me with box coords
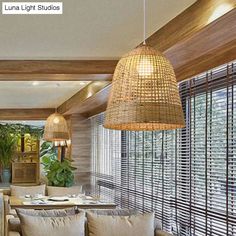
[2,168,11,183]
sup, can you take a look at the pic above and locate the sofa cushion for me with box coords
[16,207,76,217]
[85,209,139,236]
[47,186,82,196]
[87,212,154,236]
[87,209,139,216]
[18,212,85,236]
[10,185,46,197]
[13,208,79,235]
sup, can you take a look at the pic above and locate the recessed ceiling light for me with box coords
[32,81,39,86]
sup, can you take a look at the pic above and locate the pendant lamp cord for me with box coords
[143,0,146,45]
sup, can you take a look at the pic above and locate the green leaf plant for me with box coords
[0,133,17,169]
[41,155,77,187]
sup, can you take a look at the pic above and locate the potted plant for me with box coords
[0,133,17,183]
[42,155,76,187]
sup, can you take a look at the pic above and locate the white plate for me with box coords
[48,196,69,202]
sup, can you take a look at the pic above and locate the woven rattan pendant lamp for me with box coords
[104,0,185,131]
[43,112,69,141]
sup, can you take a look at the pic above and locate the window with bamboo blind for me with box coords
[91,61,236,236]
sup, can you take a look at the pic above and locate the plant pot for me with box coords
[1,168,11,183]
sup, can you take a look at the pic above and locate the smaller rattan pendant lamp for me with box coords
[104,0,185,131]
[43,112,69,141]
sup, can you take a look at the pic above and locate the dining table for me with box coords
[9,195,117,210]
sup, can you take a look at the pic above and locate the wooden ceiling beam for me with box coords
[0,60,118,75]
[147,0,236,51]
[0,61,115,82]
[76,85,112,117]
[167,8,236,81]
[0,74,112,81]
[58,81,111,115]
[0,108,55,120]
[175,36,236,82]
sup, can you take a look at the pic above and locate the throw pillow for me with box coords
[87,212,154,236]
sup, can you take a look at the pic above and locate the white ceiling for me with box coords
[0,81,89,108]
[0,0,196,59]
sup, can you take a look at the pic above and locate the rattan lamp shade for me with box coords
[104,45,185,131]
[43,113,69,141]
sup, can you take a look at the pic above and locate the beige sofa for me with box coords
[3,186,173,236]
[6,209,173,236]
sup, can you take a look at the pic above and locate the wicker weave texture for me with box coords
[43,113,69,141]
[104,45,185,131]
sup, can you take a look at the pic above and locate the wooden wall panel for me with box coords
[69,115,91,187]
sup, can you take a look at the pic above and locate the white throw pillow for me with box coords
[18,212,85,236]
[10,185,46,197]
[47,186,82,196]
[87,212,154,236]
[16,207,77,217]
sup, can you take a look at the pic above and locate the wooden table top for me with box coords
[9,196,117,210]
